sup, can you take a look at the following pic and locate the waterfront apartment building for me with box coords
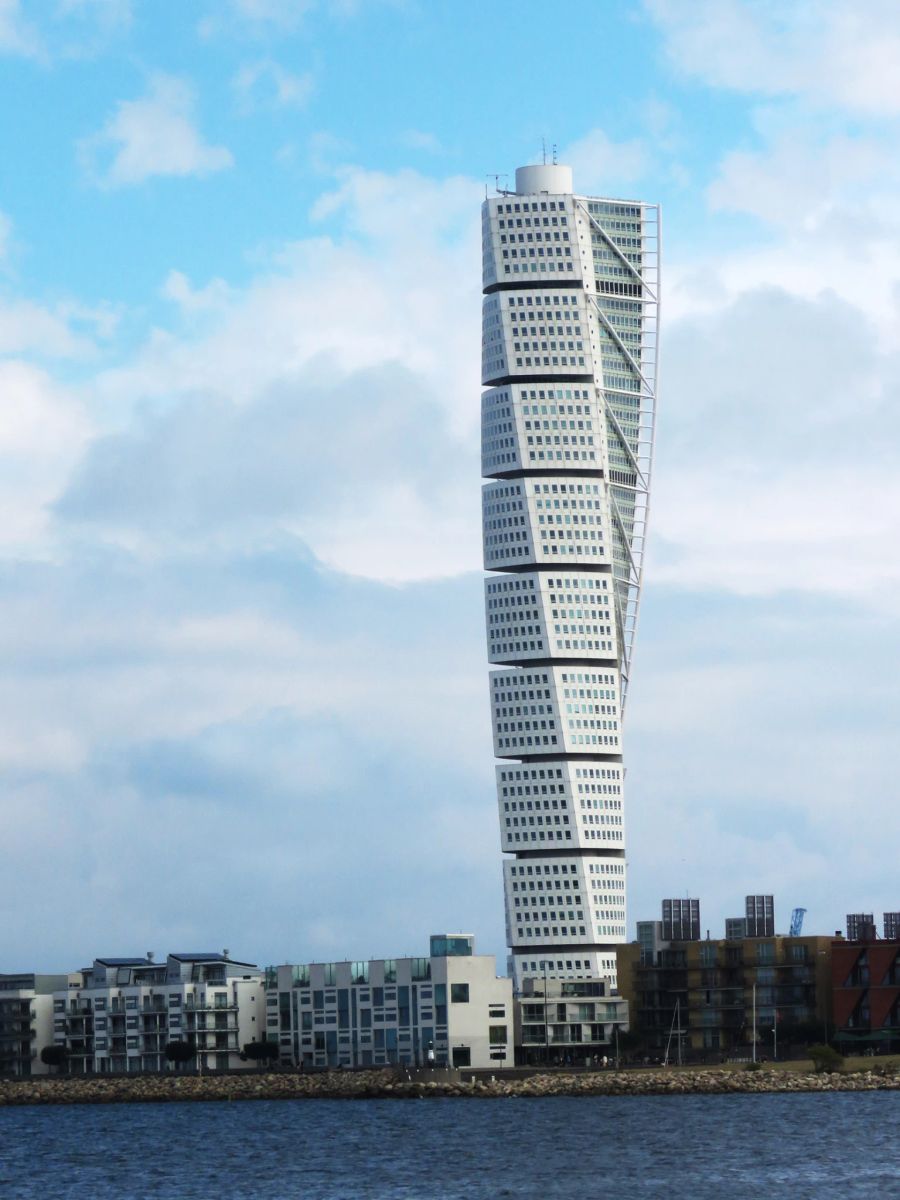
[618,931,833,1060]
[832,935,900,1053]
[50,953,264,1074]
[514,975,628,1066]
[481,162,660,989]
[0,973,72,1077]
[265,935,513,1070]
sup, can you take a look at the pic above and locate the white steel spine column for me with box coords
[481,164,659,990]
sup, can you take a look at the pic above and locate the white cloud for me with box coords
[232,58,314,110]
[199,0,315,37]
[646,0,900,115]
[0,0,132,61]
[708,132,887,230]
[0,297,103,358]
[78,73,234,188]
[647,286,900,609]
[161,269,233,315]
[0,0,42,57]
[561,128,648,195]
[66,166,484,583]
[0,209,12,261]
[399,129,443,154]
[0,360,91,554]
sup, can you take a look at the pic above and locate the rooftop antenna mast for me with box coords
[542,137,547,165]
[486,173,509,196]
[552,143,558,165]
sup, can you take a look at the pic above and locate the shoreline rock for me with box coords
[1,1067,898,1108]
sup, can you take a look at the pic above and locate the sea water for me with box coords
[1,1091,897,1198]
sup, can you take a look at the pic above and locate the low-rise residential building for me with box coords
[265,934,513,1070]
[832,936,900,1054]
[618,932,833,1060]
[514,976,628,1065]
[0,974,72,1076]
[52,952,264,1073]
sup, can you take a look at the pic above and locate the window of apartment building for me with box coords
[384,961,397,984]
[452,1046,471,1067]
[450,984,470,1004]
[351,962,368,985]
[412,959,430,982]
[323,964,336,987]
[398,987,411,1026]
[489,1025,508,1045]
[757,943,774,964]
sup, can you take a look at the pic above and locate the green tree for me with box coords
[40,1045,67,1073]
[808,1043,844,1073]
[165,1040,196,1070]
[242,1040,280,1068]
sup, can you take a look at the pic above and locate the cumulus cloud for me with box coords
[646,0,900,115]
[0,210,12,262]
[0,543,498,968]
[2,118,897,969]
[399,129,443,154]
[232,58,314,110]
[61,165,484,581]
[0,0,132,61]
[649,287,900,608]
[0,0,41,57]
[57,362,478,581]
[562,128,649,195]
[78,73,234,187]
[199,0,315,38]
[626,585,900,931]
[0,360,91,554]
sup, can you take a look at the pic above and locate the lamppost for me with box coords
[542,961,550,1067]
[752,983,757,1064]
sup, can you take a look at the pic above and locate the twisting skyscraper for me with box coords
[481,163,659,988]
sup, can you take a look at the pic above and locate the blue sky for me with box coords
[2,0,899,971]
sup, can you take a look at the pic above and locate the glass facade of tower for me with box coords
[481,164,659,989]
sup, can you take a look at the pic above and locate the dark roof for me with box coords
[169,952,227,962]
[95,958,152,967]
[169,952,257,966]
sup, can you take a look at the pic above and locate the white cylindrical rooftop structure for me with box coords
[514,163,573,195]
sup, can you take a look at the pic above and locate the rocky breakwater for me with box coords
[1,1065,898,1107]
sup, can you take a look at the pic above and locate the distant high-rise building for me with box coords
[725,917,747,940]
[661,898,700,941]
[745,895,775,938]
[481,163,660,988]
[846,913,876,941]
[884,912,900,941]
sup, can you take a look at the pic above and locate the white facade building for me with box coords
[51,952,265,1073]
[0,973,72,1076]
[481,163,659,989]
[266,935,513,1070]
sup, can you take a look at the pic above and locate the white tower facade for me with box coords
[481,163,660,989]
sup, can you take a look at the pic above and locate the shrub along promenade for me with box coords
[1,1060,898,1106]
